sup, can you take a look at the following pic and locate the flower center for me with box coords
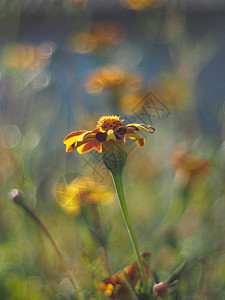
[97,115,123,132]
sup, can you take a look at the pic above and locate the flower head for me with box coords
[85,65,142,94]
[64,115,155,154]
[64,115,155,172]
[99,252,151,299]
[55,176,114,216]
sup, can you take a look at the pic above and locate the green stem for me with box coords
[123,270,139,299]
[14,197,84,300]
[111,171,149,295]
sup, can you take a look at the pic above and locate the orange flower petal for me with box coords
[126,132,145,147]
[126,123,155,133]
[95,143,102,153]
[71,131,97,152]
[64,130,87,142]
[64,130,88,152]
[77,140,98,154]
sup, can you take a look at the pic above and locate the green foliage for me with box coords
[0,2,224,299]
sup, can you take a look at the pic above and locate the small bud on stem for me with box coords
[9,189,84,300]
[153,282,168,298]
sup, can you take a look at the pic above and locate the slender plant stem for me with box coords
[111,171,149,295]
[16,200,84,300]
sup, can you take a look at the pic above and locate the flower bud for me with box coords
[9,189,24,205]
[153,282,168,298]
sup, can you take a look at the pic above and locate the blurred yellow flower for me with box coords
[55,176,114,216]
[3,43,53,71]
[70,24,126,54]
[150,75,190,110]
[120,92,145,115]
[151,77,189,110]
[120,76,189,115]
[170,145,212,187]
[85,65,142,94]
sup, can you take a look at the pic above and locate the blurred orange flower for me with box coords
[120,0,166,10]
[3,43,53,71]
[55,176,114,216]
[85,65,142,94]
[170,145,212,187]
[70,24,126,54]
[99,252,150,299]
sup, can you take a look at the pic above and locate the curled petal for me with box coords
[82,131,98,141]
[126,123,155,134]
[77,140,100,154]
[82,131,93,140]
[126,132,145,147]
[140,124,155,133]
[64,130,87,152]
[74,134,98,151]
[64,130,87,142]
[64,129,103,153]
[125,125,138,132]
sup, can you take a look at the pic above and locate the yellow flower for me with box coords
[64,115,155,154]
[85,65,142,94]
[71,24,125,54]
[55,176,114,216]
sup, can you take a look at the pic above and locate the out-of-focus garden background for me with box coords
[0,0,225,299]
